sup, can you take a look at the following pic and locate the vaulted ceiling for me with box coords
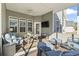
[6,3,77,16]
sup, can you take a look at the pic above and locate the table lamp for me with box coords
[9,28,13,32]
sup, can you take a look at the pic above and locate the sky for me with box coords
[66,5,77,22]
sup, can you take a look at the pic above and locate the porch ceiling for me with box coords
[6,3,77,16]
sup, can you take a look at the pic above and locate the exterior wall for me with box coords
[2,4,6,34]
[0,3,6,55]
[0,3,2,56]
[33,16,42,22]
[41,11,53,35]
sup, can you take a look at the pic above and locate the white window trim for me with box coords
[19,18,26,33]
[34,22,41,36]
[27,19,33,33]
[8,16,18,32]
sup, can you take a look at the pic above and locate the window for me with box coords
[54,5,78,33]
[19,18,26,32]
[36,24,39,34]
[63,6,77,33]
[54,11,63,32]
[77,5,79,34]
[9,16,18,32]
[27,20,33,32]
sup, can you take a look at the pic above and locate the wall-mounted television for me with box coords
[41,21,49,27]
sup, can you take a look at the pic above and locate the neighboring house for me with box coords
[64,27,75,32]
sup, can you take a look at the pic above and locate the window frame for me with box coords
[19,18,26,33]
[27,19,33,33]
[8,16,18,32]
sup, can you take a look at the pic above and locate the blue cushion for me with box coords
[45,50,61,56]
[62,50,79,56]
[39,46,51,51]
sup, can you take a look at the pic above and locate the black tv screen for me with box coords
[42,21,49,27]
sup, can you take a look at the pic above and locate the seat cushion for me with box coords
[39,46,51,51]
[45,50,61,56]
[62,50,79,56]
